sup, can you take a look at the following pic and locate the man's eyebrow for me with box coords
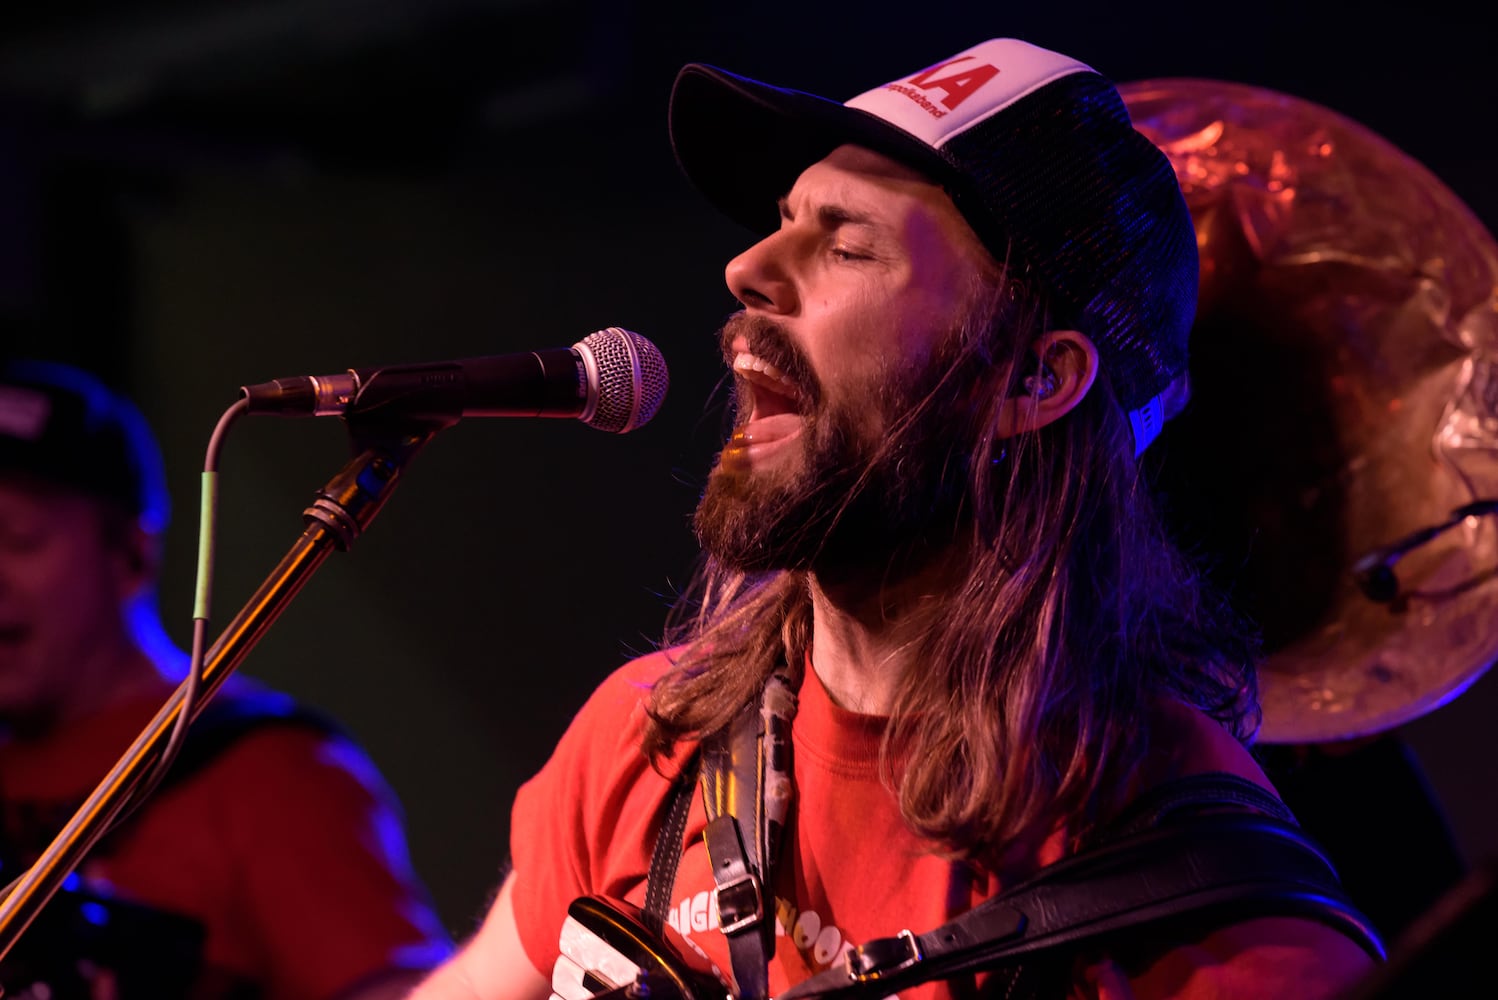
[776,196,881,229]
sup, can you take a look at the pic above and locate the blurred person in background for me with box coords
[0,358,453,999]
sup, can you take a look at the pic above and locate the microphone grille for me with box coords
[577,328,669,433]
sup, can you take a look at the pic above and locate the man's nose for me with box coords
[724,231,795,314]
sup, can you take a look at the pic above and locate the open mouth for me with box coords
[721,351,809,471]
[732,352,805,419]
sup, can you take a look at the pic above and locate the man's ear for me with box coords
[993,329,1099,438]
[111,520,162,606]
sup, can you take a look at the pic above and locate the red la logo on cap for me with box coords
[905,56,999,110]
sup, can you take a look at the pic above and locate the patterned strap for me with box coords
[759,672,797,873]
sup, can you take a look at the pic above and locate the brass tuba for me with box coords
[1119,78,1498,744]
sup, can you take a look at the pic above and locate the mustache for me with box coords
[718,312,821,407]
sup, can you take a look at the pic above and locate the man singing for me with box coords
[409,37,1380,999]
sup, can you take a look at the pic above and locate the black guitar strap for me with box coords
[643,755,700,940]
[778,773,1386,1000]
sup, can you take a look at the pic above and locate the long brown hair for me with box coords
[644,271,1259,862]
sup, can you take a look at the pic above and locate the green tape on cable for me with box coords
[194,471,217,620]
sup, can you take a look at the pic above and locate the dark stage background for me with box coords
[2,0,1494,941]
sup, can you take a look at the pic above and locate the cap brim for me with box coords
[669,64,959,236]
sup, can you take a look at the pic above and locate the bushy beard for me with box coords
[694,315,976,576]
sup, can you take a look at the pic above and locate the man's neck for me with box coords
[3,643,172,744]
[807,551,962,715]
[73,644,174,722]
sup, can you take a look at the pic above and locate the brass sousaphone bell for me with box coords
[1118,78,1498,744]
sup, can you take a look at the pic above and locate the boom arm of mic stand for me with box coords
[0,424,436,963]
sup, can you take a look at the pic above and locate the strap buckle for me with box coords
[713,872,764,936]
[845,928,922,982]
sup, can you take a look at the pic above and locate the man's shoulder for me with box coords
[608,646,684,688]
[570,646,688,741]
[128,678,402,822]
[565,646,685,727]
[163,705,395,823]
[1141,697,1274,793]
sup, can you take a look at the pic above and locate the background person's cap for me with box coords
[0,359,170,532]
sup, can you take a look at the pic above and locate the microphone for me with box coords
[239,327,668,433]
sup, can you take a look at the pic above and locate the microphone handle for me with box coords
[353,348,589,422]
[241,348,590,422]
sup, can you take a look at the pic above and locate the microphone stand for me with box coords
[0,418,440,965]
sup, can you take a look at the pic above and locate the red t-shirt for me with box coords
[511,651,1374,999]
[0,678,453,999]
